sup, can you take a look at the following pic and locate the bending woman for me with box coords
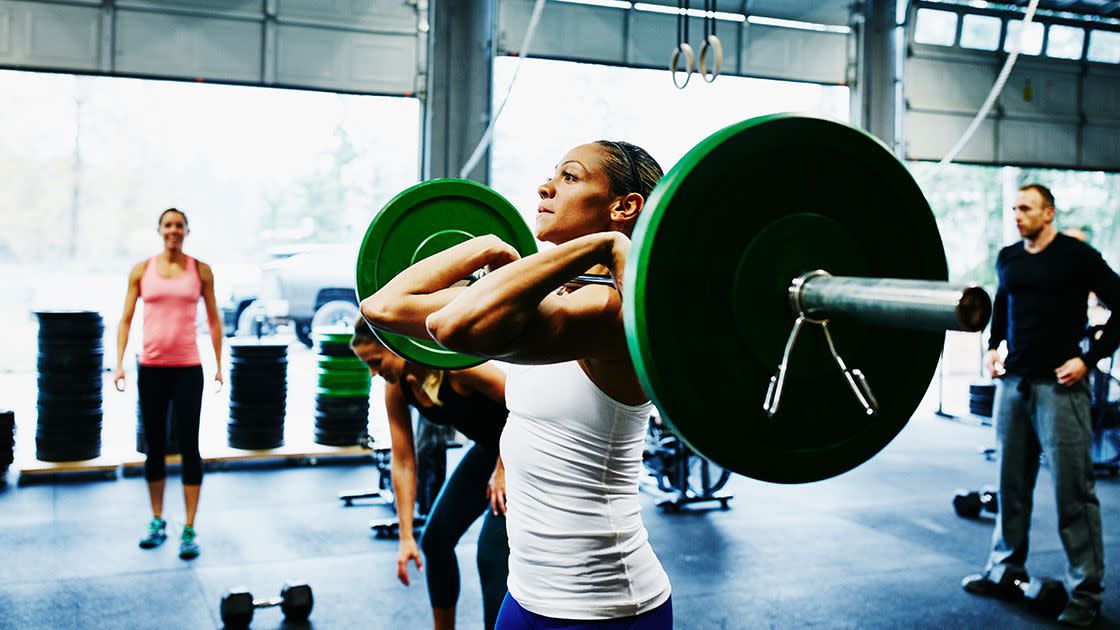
[361,141,672,628]
[351,320,510,630]
[115,207,223,560]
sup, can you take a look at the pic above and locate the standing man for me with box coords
[962,184,1120,626]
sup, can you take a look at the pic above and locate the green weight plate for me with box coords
[316,356,367,372]
[355,178,538,369]
[624,113,947,484]
[317,371,372,389]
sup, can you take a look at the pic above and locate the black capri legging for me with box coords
[138,364,204,485]
[420,442,510,630]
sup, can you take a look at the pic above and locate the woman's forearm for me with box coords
[391,455,419,541]
[360,235,519,339]
[427,232,618,355]
[208,320,223,372]
[116,319,131,370]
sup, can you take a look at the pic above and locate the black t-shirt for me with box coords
[989,232,1120,376]
[401,376,507,452]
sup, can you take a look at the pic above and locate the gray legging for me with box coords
[419,442,510,630]
[987,375,1105,608]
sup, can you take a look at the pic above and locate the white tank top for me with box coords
[501,361,671,620]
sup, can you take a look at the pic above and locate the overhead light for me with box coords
[632,3,746,22]
[554,0,633,9]
[746,15,852,34]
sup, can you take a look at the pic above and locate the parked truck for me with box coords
[220,245,360,347]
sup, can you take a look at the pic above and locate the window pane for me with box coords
[491,57,850,231]
[960,14,1002,50]
[1047,24,1085,59]
[1088,30,1120,63]
[0,69,420,372]
[914,9,959,46]
[1004,20,1044,55]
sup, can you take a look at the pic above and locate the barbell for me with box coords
[354,113,992,484]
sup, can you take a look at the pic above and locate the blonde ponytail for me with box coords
[421,370,445,406]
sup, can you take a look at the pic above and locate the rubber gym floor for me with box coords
[0,407,1117,630]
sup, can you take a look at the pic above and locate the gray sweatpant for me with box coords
[986,375,1105,608]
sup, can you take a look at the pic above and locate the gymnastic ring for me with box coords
[670,43,695,89]
[699,34,723,83]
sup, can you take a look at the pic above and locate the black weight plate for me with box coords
[314,422,370,435]
[227,417,284,430]
[229,339,288,355]
[227,431,284,450]
[37,339,104,353]
[319,342,358,358]
[37,328,104,342]
[37,374,102,392]
[229,411,286,424]
[36,426,103,439]
[313,430,365,447]
[35,439,101,462]
[229,389,287,404]
[37,353,104,373]
[314,411,369,424]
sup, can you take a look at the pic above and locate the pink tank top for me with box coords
[138,256,202,367]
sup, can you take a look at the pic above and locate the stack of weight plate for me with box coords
[135,398,181,456]
[0,410,14,485]
[314,330,371,446]
[228,340,288,450]
[969,383,996,417]
[35,311,104,462]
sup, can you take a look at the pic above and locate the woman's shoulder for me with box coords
[194,258,214,280]
[129,258,150,280]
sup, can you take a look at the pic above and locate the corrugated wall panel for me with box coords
[0,0,421,96]
[276,25,416,94]
[498,0,850,85]
[0,1,101,70]
[116,10,261,81]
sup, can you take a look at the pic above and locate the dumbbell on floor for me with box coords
[220,582,313,628]
[952,487,998,519]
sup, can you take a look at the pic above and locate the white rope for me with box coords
[918,0,1040,183]
[458,0,549,179]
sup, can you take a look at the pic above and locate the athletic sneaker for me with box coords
[179,525,200,560]
[138,517,167,549]
[1058,602,1100,627]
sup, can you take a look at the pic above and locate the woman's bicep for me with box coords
[120,267,143,323]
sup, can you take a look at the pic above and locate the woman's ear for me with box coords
[611,192,644,225]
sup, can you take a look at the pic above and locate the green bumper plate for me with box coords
[623,113,948,484]
[317,371,372,389]
[316,356,368,372]
[355,178,538,369]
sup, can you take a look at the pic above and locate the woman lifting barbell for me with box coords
[350,319,510,630]
[361,141,673,629]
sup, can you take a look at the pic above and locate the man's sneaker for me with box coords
[138,517,167,549]
[178,525,200,560]
[961,571,1024,601]
[1058,602,1100,627]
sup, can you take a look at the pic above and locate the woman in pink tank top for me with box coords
[113,208,223,560]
